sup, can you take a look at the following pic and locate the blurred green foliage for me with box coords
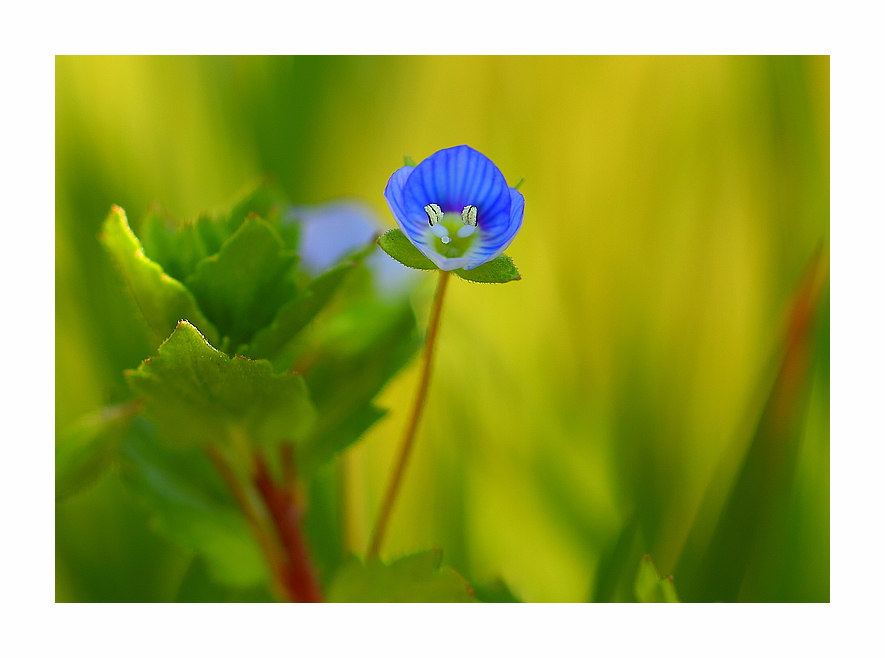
[56,56,828,602]
[328,549,476,603]
[634,555,680,603]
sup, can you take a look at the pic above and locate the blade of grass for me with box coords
[676,247,828,602]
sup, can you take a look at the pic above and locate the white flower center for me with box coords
[424,203,478,244]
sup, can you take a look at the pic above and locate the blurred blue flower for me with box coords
[384,145,524,271]
[285,199,418,298]
[287,200,377,276]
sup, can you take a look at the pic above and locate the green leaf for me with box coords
[328,549,477,602]
[302,460,349,588]
[589,514,641,602]
[185,216,299,349]
[120,419,269,588]
[221,181,288,237]
[299,303,419,472]
[377,229,438,270]
[301,404,387,474]
[55,400,143,502]
[139,209,233,283]
[245,260,360,362]
[454,254,521,284]
[175,556,275,602]
[634,555,680,603]
[99,205,219,347]
[125,321,314,449]
[138,181,291,281]
[471,578,524,603]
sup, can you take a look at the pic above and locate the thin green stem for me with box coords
[367,270,451,560]
[205,444,289,602]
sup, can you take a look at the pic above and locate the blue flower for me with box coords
[384,145,524,271]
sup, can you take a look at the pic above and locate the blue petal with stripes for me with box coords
[383,145,524,271]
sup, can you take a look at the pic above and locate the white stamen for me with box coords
[457,224,476,238]
[461,205,478,227]
[424,203,444,226]
[430,223,450,239]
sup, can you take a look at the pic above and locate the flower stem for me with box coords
[367,270,451,560]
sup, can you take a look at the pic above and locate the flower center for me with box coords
[424,204,479,257]
[424,203,477,245]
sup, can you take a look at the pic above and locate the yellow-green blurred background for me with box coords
[56,56,829,602]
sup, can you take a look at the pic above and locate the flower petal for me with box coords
[385,146,524,271]
[383,165,418,228]
[464,187,524,269]
[402,145,512,237]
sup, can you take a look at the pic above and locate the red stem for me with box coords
[253,455,324,603]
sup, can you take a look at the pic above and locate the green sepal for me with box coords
[454,254,521,284]
[185,216,299,350]
[403,155,417,167]
[328,549,477,603]
[55,400,143,502]
[377,229,438,270]
[99,206,219,347]
[634,555,681,603]
[125,321,314,449]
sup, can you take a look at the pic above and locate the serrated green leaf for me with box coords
[139,209,233,283]
[454,254,521,284]
[634,555,680,603]
[99,205,219,347]
[246,260,358,362]
[328,549,477,602]
[185,217,299,349]
[377,229,438,270]
[120,419,269,588]
[55,400,143,502]
[221,182,288,237]
[125,321,314,449]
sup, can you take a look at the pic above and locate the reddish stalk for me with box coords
[253,455,324,603]
[205,445,289,602]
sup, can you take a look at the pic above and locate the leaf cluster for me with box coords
[58,185,434,599]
